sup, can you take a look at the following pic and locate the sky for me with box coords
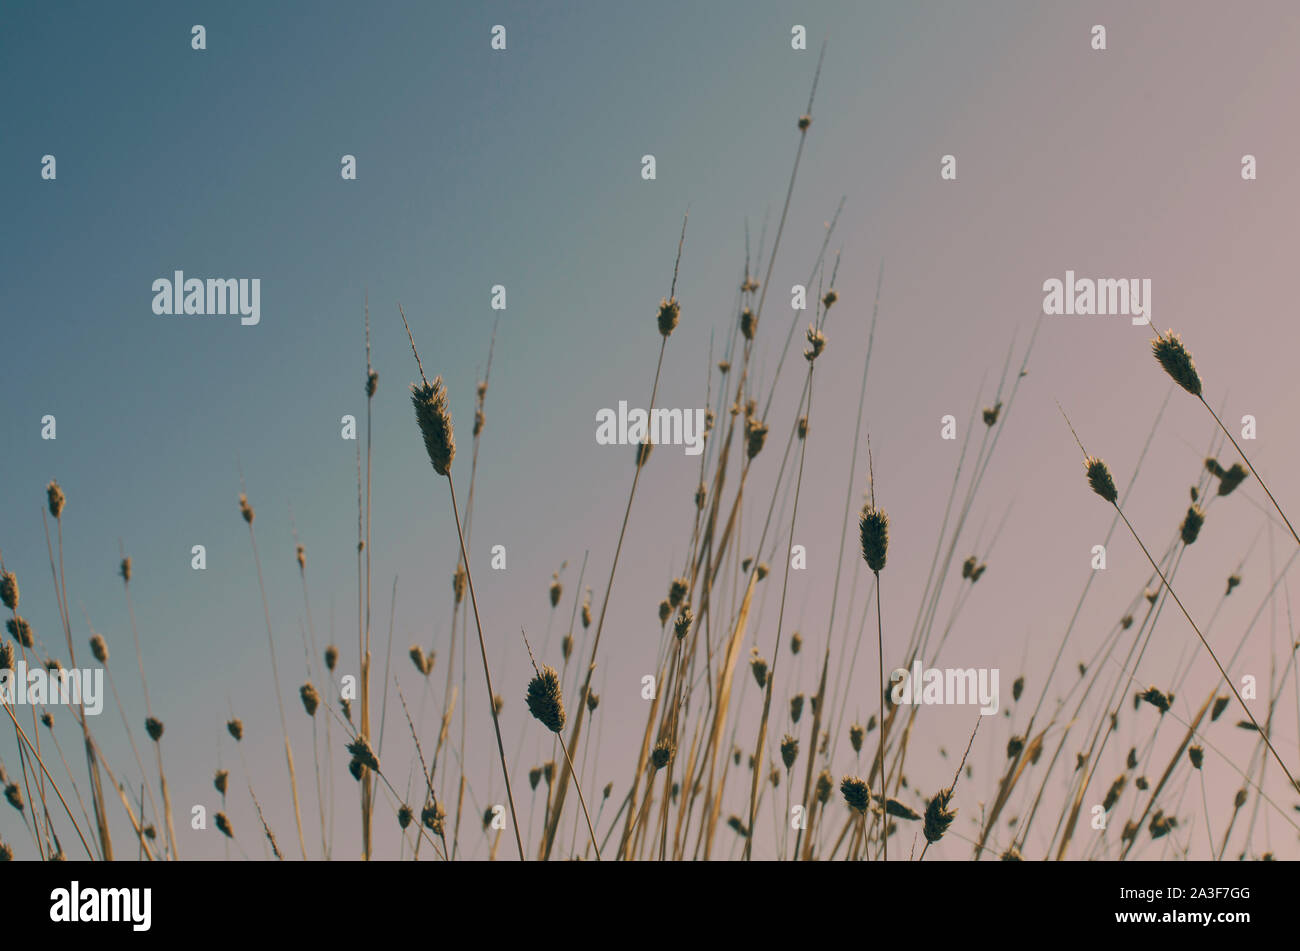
[3,0,1300,860]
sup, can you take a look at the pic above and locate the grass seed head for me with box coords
[214,770,228,795]
[923,788,956,843]
[790,693,805,723]
[657,297,681,337]
[215,812,233,838]
[90,633,108,663]
[526,665,566,733]
[238,493,254,524]
[0,571,18,610]
[859,504,889,572]
[1152,330,1202,396]
[1180,504,1206,545]
[227,718,243,741]
[1084,457,1118,503]
[780,734,799,770]
[6,617,33,649]
[411,376,456,476]
[347,735,380,773]
[145,717,164,742]
[840,776,871,814]
[299,682,320,716]
[46,481,65,519]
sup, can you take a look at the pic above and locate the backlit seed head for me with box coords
[544,761,555,784]
[745,417,768,460]
[6,617,32,649]
[635,440,653,467]
[797,416,808,440]
[341,697,352,722]
[324,645,338,671]
[41,712,52,728]
[1012,676,1024,701]
[651,739,673,770]
[549,574,562,608]
[740,307,756,340]
[585,690,599,713]
[1217,462,1248,497]
[884,797,920,821]
[1001,846,1023,861]
[1006,735,1025,759]
[756,562,769,580]
[674,607,692,641]
[46,481,65,519]
[0,841,11,861]
[0,642,12,672]
[840,776,871,814]
[1188,745,1204,770]
[300,682,320,717]
[581,590,592,629]
[421,802,445,835]
[347,736,380,773]
[90,634,108,663]
[525,666,566,733]
[668,577,689,608]
[797,114,812,131]
[561,634,573,661]
[409,645,434,676]
[657,297,681,337]
[718,359,732,374]
[790,693,804,723]
[1234,788,1247,809]
[1180,504,1205,545]
[0,572,18,610]
[749,650,768,689]
[1126,747,1138,770]
[658,599,672,625]
[1102,775,1126,811]
[398,805,413,829]
[1211,695,1230,721]
[1084,457,1118,503]
[411,376,456,476]
[1226,573,1241,596]
[982,402,1002,427]
[366,369,379,398]
[859,504,889,572]
[923,788,956,843]
[453,564,467,604]
[1151,330,1202,396]
[481,807,495,829]
[295,545,305,571]
[1120,613,1133,630]
[529,767,542,791]
[602,782,613,801]
[1138,686,1172,714]
[849,723,865,753]
[804,325,826,362]
[791,632,802,654]
[815,770,833,804]
[727,815,750,837]
[239,493,254,524]
[214,769,229,795]
[962,555,976,578]
[145,717,164,742]
[822,289,838,309]
[780,734,799,770]
[694,482,707,510]
[227,718,243,741]
[1135,776,1149,791]
[215,812,234,839]
[493,694,504,715]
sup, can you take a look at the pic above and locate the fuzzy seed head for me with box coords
[657,297,681,337]
[674,607,692,641]
[0,572,18,611]
[324,645,338,671]
[347,736,380,774]
[651,739,673,771]
[1084,456,1118,503]
[745,417,769,460]
[411,376,456,476]
[1217,462,1248,497]
[214,769,229,795]
[804,325,826,362]
[922,788,956,843]
[840,776,871,814]
[797,114,812,131]
[366,369,379,398]
[1152,330,1202,396]
[849,723,865,753]
[780,734,799,770]
[300,682,320,716]
[859,504,889,572]
[526,666,566,733]
[1180,504,1206,546]
[90,634,108,663]
[215,812,233,839]
[145,717,164,742]
[549,574,562,608]
[227,718,244,741]
[46,481,65,519]
[740,307,756,341]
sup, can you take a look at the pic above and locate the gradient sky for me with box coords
[4,0,1300,860]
